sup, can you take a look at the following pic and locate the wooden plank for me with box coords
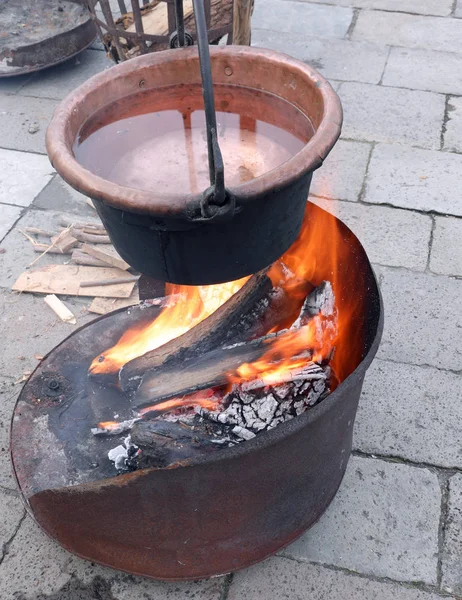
[81,243,130,271]
[88,294,139,315]
[232,0,253,44]
[126,0,194,36]
[12,265,136,298]
[50,230,79,254]
[44,295,77,324]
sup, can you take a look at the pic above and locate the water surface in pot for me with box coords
[73,83,315,195]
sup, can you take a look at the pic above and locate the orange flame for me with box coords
[90,277,248,375]
[138,390,220,416]
[90,200,365,392]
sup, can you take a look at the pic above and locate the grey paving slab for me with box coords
[229,556,451,600]
[0,74,34,95]
[289,0,452,16]
[456,0,462,18]
[32,174,98,216]
[18,50,113,101]
[0,515,224,600]
[0,204,22,242]
[0,94,58,154]
[0,378,19,490]
[383,47,462,95]
[0,290,94,380]
[0,488,24,559]
[0,148,54,207]
[364,143,462,216]
[338,83,444,149]
[430,216,462,277]
[352,11,462,53]
[377,267,462,371]
[252,0,353,38]
[252,31,388,84]
[282,456,440,584]
[444,96,462,154]
[310,198,432,270]
[310,140,371,202]
[354,359,462,468]
[0,208,102,289]
[442,474,462,595]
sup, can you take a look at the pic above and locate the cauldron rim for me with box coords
[45,45,342,218]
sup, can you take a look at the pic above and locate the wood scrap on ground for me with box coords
[12,265,136,298]
[80,243,129,270]
[44,294,77,324]
[88,293,139,315]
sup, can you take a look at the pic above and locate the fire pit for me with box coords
[10,202,383,580]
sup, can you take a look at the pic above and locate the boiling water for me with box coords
[74,85,314,195]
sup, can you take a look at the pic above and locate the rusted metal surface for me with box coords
[11,203,383,580]
[0,0,96,77]
[46,46,343,284]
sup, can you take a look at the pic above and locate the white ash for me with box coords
[108,444,128,470]
[108,435,139,471]
[199,363,330,439]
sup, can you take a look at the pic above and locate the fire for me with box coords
[90,200,365,392]
[138,390,220,416]
[89,277,248,375]
[229,314,337,388]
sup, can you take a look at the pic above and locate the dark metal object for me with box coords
[0,0,96,77]
[87,0,233,63]
[11,203,383,580]
[46,46,343,284]
[172,0,229,215]
[191,0,227,211]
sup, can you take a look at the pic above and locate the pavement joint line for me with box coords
[345,7,359,40]
[220,573,234,600]
[425,215,437,272]
[351,450,462,477]
[0,509,26,568]
[436,473,452,589]
[277,0,455,19]
[441,95,452,150]
[377,46,391,86]
[310,191,462,221]
[373,262,462,285]
[370,355,462,378]
[277,553,451,596]
[356,141,375,203]
[0,145,47,157]
[0,207,26,245]
[338,134,462,155]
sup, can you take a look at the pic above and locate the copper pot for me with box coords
[46,46,342,284]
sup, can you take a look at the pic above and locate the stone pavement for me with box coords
[1,0,462,598]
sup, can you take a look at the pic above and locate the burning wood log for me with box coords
[133,281,335,408]
[133,328,309,408]
[119,270,274,391]
[119,270,313,392]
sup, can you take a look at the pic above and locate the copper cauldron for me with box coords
[46,45,342,284]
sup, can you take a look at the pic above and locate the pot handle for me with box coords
[171,0,235,221]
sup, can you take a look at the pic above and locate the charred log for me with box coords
[119,270,314,393]
[127,418,233,469]
[133,281,335,408]
[119,270,273,392]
